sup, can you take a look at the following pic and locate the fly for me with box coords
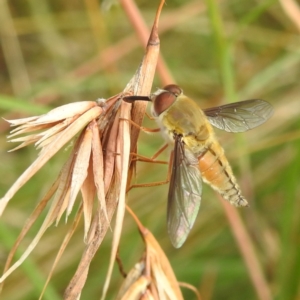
[124,85,273,248]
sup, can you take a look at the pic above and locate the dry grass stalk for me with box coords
[0,1,171,299]
[279,0,300,31]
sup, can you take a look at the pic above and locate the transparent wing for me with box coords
[167,134,202,248]
[204,99,274,132]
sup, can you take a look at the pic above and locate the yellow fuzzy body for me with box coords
[155,94,247,207]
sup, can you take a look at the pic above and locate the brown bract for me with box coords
[116,206,202,300]
[116,206,184,300]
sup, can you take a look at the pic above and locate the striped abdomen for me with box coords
[198,142,248,207]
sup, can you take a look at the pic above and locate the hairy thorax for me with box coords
[155,95,215,155]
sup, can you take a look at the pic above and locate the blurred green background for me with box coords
[0,0,300,299]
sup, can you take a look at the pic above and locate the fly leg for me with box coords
[119,116,172,192]
[130,143,169,164]
[130,152,168,165]
[126,151,173,193]
[144,111,156,121]
[119,117,160,133]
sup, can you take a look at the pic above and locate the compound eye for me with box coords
[153,91,177,116]
[162,84,182,97]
